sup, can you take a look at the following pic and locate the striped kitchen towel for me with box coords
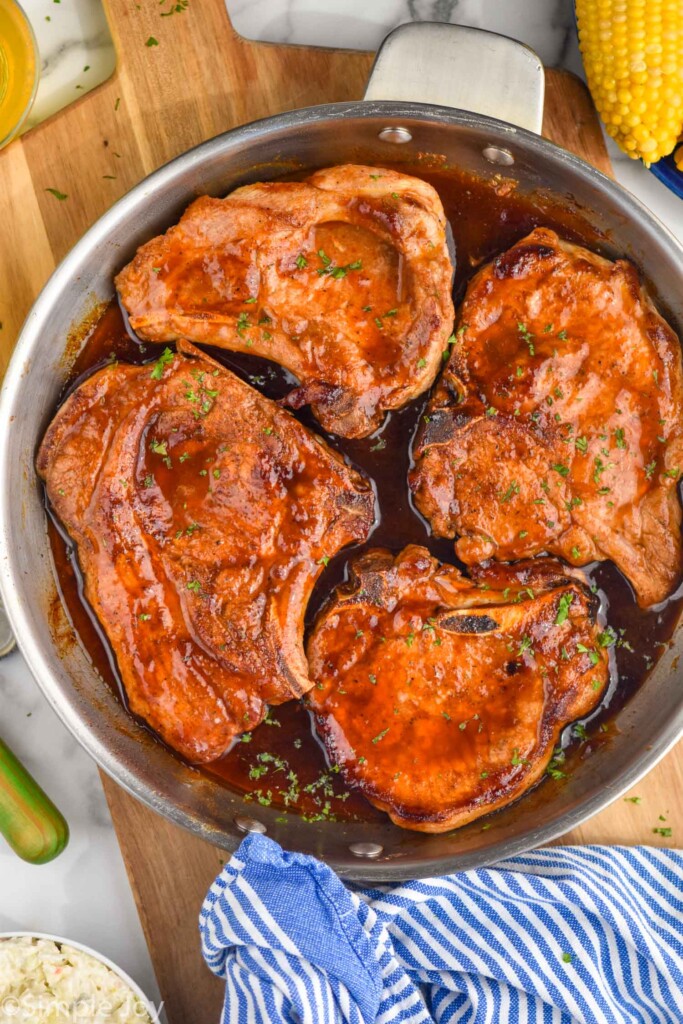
[199,834,683,1023]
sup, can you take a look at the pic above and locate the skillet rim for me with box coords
[2,99,683,880]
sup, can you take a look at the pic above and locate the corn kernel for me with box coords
[576,0,683,164]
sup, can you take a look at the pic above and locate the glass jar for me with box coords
[0,0,38,149]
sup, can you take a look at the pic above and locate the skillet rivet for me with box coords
[234,815,267,835]
[349,842,384,858]
[378,126,413,144]
[482,145,515,166]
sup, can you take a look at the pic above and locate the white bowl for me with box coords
[0,932,160,1022]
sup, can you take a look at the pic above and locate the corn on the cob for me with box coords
[576,0,683,166]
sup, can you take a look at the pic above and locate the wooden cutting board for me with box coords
[2,2,682,1022]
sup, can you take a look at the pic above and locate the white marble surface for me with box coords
[228,0,683,242]
[22,0,115,132]
[0,651,163,1016]
[3,0,683,1019]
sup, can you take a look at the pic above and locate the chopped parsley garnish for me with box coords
[575,436,588,454]
[499,480,520,503]
[571,546,581,559]
[547,748,567,780]
[645,460,657,480]
[145,36,159,46]
[517,635,533,658]
[593,456,609,483]
[150,347,174,379]
[614,427,627,449]
[317,555,330,567]
[295,254,308,269]
[186,580,201,593]
[45,188,68,201]
[562,953,573,964]
[653,827,673,838]
[624,796,642,804]
[417,357,427,369]
[577,642,600,666]
[551,463,570,477]
[236,312,251,338]
[555,592,574,625]
[597,627,617,648]
[517,321,535,355]
[372,728,389,744]
[511,748,530,767]
[316,252,362,279]
[663,467,680,479]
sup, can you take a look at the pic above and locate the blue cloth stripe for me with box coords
[464,859,676,1016]
[199,836,683,1023]
[503,850,682,1013]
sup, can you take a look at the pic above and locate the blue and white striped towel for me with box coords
[199,834,683,1023]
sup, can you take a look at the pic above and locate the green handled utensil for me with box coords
[0,735,69,863]
[0,597,68,863]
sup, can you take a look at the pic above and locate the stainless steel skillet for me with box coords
[0,24,681,881]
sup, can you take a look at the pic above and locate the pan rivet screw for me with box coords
[378,126,413,144]
[349,842,383,858]
[234,815,267,835]
[482,145,515,166]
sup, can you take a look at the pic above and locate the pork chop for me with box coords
[307,545,608,832]
[410,228,683,608]
[115,165,455,438]
[37,342,375,762]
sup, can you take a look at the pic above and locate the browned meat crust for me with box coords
[307,545,609,832]
[37,342,375,762]
[115,165,454,438]
[410,227,683,608]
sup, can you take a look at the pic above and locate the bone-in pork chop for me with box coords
[37,342,375,762]
[410,228,683,608]
[115,165,455,438]
[307,545,608,832]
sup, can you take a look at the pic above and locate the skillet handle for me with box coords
[364,22,545,136]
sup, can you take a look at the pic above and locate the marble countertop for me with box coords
[2,0,682,1016]
[21,0,115,133]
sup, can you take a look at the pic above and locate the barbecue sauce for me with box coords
[45,163,683,824]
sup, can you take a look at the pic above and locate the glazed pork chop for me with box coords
[115,165,455,438]
[37,342,375,762]
[307,545,608,832]
[411,228,683,608]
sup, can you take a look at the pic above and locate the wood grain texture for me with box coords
[1,2,680,1021]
